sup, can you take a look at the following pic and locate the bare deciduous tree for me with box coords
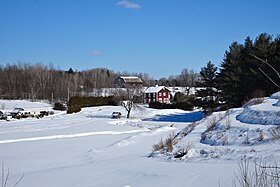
[251,54,280,89]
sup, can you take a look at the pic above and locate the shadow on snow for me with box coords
[143,111,204,123]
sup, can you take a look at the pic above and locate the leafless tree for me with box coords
[179,68,199,87]
[251,54,280,89]
[234,159,280,187]
[121,100,133,118]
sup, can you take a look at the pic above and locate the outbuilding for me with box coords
[114,76,143,88]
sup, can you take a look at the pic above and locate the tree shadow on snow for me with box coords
[143,111,204,123]
[86,115,112,119]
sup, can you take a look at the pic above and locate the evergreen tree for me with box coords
[67,68,74,74]
[252,33,279,94]
[217,33,280,110]
[196,61,219,112]
[217,42,244,109]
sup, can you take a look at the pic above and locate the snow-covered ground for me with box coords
[0,95,280,187]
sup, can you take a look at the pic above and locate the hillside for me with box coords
[0,94,279,187]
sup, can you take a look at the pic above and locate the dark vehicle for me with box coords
[10,108,24,119]
[0,111,4,120]
[39,111,55,118]
[112,112,122,119]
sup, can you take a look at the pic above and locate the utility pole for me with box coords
[67,87,70,102]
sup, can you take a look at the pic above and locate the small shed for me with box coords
[114,76,143,88]
[144,86,171,104]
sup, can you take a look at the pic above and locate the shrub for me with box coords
[67,105,81,114]
[53,102,67,111]
[201,114,223,142]
[68,96,117,108]
[206,115,222,132]
[164,135,175,152]
[234,159,280,187]
[153,134,177,153]
[153,139,164,152]
[1,162,24,187]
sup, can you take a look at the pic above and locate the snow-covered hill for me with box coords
[0,94,279,187]
[151,93,280,164]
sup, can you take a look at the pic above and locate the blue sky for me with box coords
[0,0,279,78]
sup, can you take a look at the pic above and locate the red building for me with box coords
[144,86,171,104]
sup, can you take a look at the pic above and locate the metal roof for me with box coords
[119,76,143,84]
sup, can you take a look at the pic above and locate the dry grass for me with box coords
[206,114,223,132]
[258,130,264,141]
[243,98,265,108]
[1,162,24,187]
[152,139,164,152]
[243,132,250,145]
[269,126,280,140]
[224,115,232,130]
[164,135,174,152]
[153,134,177,153]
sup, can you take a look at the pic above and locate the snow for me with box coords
[0,95,280,187]
[144,86,169,93]
[0,99,51,111]
[237,98,280,125]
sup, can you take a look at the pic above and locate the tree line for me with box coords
[1,32,277,110]
[0,62,198,101]
[197,33,280,111]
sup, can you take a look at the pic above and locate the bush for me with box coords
[67,105,81,114]
[53,102,67,111]
[234,159,280,187]
[153,139,164,152]
[153,134,177,153]
[68,96,117,108]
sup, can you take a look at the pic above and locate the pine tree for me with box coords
[196,61,219,112]
[217,42,244,109]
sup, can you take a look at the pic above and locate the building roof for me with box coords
[119,76,143,84]
[144,86,170,93]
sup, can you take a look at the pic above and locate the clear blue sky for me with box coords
[0,0,279,79]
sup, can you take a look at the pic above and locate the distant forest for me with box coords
[0,62,198,101]
[0,33,279,111]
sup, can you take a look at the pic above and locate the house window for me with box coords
[163,92,166,97]
[159,92,162,97]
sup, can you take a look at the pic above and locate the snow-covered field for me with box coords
[0,95,280,187]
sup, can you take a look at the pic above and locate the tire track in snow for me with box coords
[0,129,151,144]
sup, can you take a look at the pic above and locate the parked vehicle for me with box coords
[0,111,4,120]
[112,112,122,119]
[39,111,54,118]
[10,108,24,119]
[3,112,12,121]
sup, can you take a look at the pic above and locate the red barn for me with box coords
[144,86,171,104]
